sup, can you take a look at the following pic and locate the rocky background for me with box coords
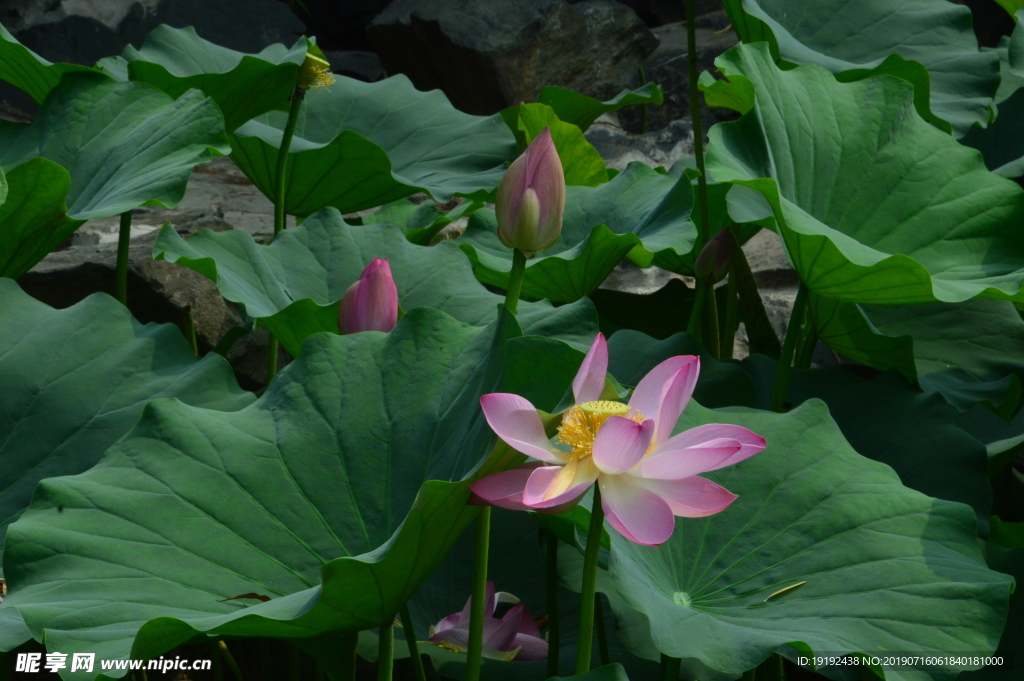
[0,0,1011,389]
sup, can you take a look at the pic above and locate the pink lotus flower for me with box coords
[494,127,565,256]
[426,582,548,661]
[469,334,766,546]
[338,258,399,334]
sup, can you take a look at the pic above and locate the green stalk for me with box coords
[638,65,649,134]
[705,285,721,360]
[339,633,359,681]
[183,304,198,356]
[771,285,809,413]
[504,249,528,315]
[545,530,561,678]
[794,319,818,370]
[685,0,719,355]
[662,654,682,681]
[377,618,394,681]
[594,594,610,667]
[685,282,707,338]
[115,210,132,305]
[274,91,304,237]
[742,669,757,681]
[721,262,739,359]
[266,91,304,385]
[574,486,605,674]
[400,604,428,681]
[210,642,225,681]
[465,506,491,681]
[218,641,244,681]
[761,653,784,681]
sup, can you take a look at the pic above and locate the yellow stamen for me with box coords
[435,641,465,653]
[556,400,644,465]
[296,53,335,92]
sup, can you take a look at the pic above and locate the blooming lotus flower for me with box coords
[338,258,399,334]
[470,334,766,546]
[495,127,565,256]
[426,582,547,661]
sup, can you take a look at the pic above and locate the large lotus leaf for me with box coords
[706,43,1024,306]
[812,296,1024,414]
[153,208,599,356]
[0,71,229,221]
[721,0,999,136]
[0,157,83,279]
[959,545,1023,681]
[0,24,96,104]
[602,398,1012,680]
[458,163,696,303]
[0,279,254,575]
[962,14,1024,179]
[0,306,555,676]
[228,75,517,216]
[98,25,308,132]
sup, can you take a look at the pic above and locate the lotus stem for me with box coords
[638,65,649,134]
[594,593,610,666]
[794,319,818,370]
[209,642,224,681]
[721,261,739,359]
[217,641,244,681]
[705,285,721,360]
[399,604,428,681]
[685,282,706,339]
[743,668,757,681]
[215,326,249,358]
[266,337,279,385]
[574,486,605,674]
[339,632,358,681]
[505,249,528,315]
[465,506,491,681]
[115,210,132,306]
[545,529,561,678]
[378,617,394,681]
[662,654,682,681]
[183,304,198,356]
[274,91,304,237]
[771,284,809,412]
[685,0,719,356]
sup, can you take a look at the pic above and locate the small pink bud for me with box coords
[494,127,565,256]
[694,229,736,284]
[338,258,399,334]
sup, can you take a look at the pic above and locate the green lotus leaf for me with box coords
[0,306,548,674]
[228,75,517,216]
[962,14,1024,179]
[0,158,82,279]
[458,163,696,303]
[537,83,664,132]
[99,25,309,132]
[0,24,97,104]
[153,208,598,357]
[721,0,999,136]
[706,43,1024,306]
[959,544,1023,681]
[0,277,253,608]
[0,71,229,221]
[603,397,1011,679]
[356,196,484,246]
[812,296,1024,415]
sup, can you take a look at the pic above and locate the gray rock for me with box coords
[0,0,305,115]
[586,116,694,171]
[594,0,723,27]
[323,50,385,82]
[368,0,659,115]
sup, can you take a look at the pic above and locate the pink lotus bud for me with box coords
[494,127,565,256]
[338,258,399,334]
[694,229,736,284]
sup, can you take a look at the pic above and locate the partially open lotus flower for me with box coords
[494,127,565,256]
[338,258,399,334]
[469,333,766,546]
[426,582,548,661]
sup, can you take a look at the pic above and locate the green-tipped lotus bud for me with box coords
[296,53,335,93]
[694,229,736,284]
[494,127,565,257]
